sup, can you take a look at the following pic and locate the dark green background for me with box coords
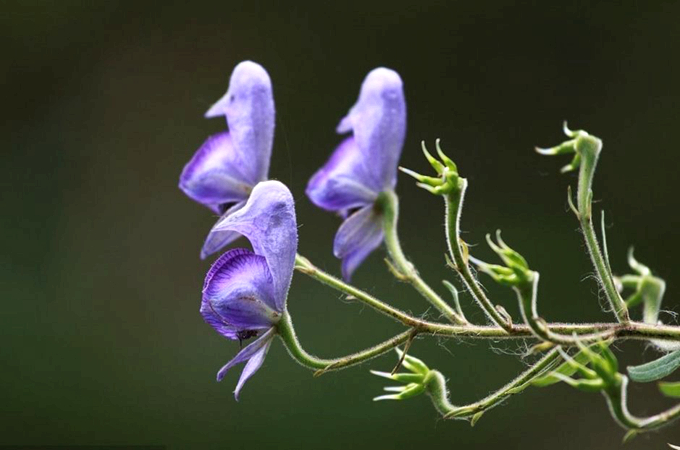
[3,1,680,448]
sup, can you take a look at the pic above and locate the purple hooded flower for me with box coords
[306,68,406,280]
[179,60,275,259]
[200,180,297,399]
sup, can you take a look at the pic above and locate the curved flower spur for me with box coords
[306,68,406,280]
[200,180,297,399]
[179,60,275,259]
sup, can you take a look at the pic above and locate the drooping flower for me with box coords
[179,60,275,259]
[306,68,406,280]
[200,180,297,399]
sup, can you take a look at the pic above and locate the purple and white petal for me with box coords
[333,204,384,281]
[215,328,275,383]
[212,181,297,310]
[306,137,379,212]
[179,132,253,213]
[233,339,271,400]
[205,61,275,186]
[338,68,406,191]
[201,248,279,334]
[200,201,247,259]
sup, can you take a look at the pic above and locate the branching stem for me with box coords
[378,190,467,325]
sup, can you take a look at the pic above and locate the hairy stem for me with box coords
[276,311,414,372]
[295,253,680,344]
[602,376,680,433]
[575,136,630,322]
[427,348,563,419]
[378,190,467,325]
[516,273,616,345]
[444,180,512,330]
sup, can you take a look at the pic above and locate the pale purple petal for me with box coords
[216,328,275,383]
[337,68,406,191]
[306,137,378,212]
[201,248,279,335]
[179,132,252,213]
[204,61,274,185]
[333,204,384,280]
[200,201,247,259]
[213,181,297,310]
[233,340,271,400]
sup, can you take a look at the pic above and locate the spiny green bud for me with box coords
[370,348,432,402]
[535,122,600,173]
[400,139,462,195]
[472,231,534,288]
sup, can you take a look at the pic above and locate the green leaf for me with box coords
[627,350,680,383]
[659,381,680,398]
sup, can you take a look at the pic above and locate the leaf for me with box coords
[533,348,599,387]
[659,381,680,398]
[627,349,680,383]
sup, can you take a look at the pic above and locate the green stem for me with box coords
[575,136,630,322]
[516,273,616,345]
[276,311,414,373]
[295,253,680,343]
[444,180,512,330]
[427,348,563,419]
[378,190,467,325]
[602,376,680,433]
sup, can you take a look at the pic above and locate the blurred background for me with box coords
[2,1,680,448]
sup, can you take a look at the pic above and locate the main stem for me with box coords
[379,190,466,325]
[295,253,680,343]
[444,180,512,330]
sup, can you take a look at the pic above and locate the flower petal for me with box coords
[200,201,247,259]
[333,204,384,280]
[337,67,406,191]
[201,248,279,335]
[204,61,275,185]
[213,181,297,310]
[179,132,253,213]
[233,339,271,400]
[306,136,379,212]
[215,327,274,383]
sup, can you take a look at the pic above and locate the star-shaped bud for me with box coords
[535,122,601,173]
[400,139,462,195]
[370,348,432,401]
[548,341,621,393]
[471,231,534,288]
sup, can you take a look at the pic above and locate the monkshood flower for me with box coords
[200,180,296,399]
[306,68,406,280]
[179,60,275,259]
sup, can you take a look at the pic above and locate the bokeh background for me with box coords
[3,1,680,448]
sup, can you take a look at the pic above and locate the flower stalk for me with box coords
[378,190,468,325]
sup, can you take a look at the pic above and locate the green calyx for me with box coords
[472,231,534,288]
[400,139,463,195]
[546,341,622,394]
[535,122,602,173]
[371,348,433,401]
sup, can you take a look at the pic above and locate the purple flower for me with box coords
[200,180,297,399]
[306,68,406,280]
[179,61,275,259]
